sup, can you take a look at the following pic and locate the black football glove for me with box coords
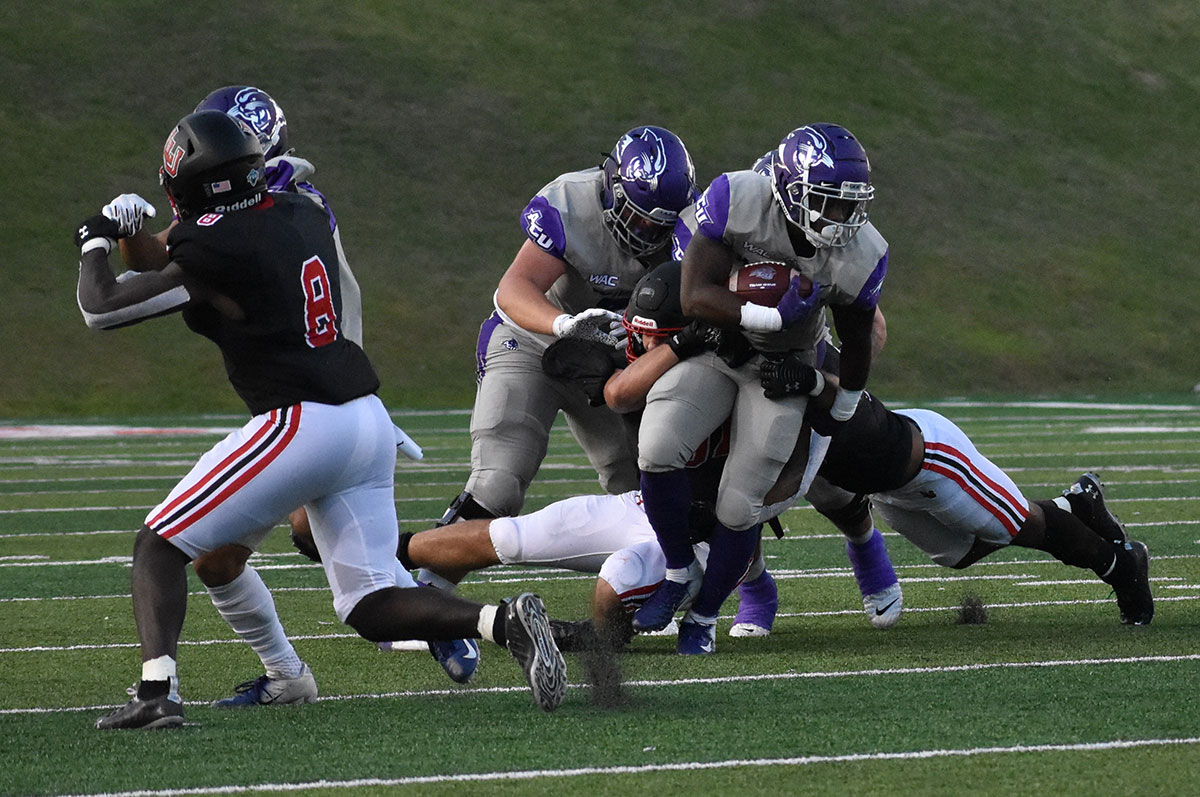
[667,321,722,360]
[73,214,123,251]
[760,353,821,399]
[542,337,622,407]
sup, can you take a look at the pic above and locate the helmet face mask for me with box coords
[771,124,874,248]
[160,110,267,220]
[602,126,696,258]
[193,85,289,160]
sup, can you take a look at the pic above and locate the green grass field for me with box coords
[5,1,1200,417]
[2,399,1199,795]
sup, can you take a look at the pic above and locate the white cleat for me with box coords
[863,582,903,630]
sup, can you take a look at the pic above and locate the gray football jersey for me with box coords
[497,168,655,352]
[683,169,889,354]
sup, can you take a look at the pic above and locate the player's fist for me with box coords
[777,276,822,328]
[760,353,821,399]
[102,193,157,237]
[667,320,721,360]
[73,214,122,252]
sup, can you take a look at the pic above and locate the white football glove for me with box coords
[552,308,623,348]
[102,193,157,237]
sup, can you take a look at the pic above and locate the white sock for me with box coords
[207,566,303,680]
[142,655,176,683]
[477,604,499,644]
[665,564,696,584]
[682,610,718,626]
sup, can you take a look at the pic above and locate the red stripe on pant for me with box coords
[157,406,303,540]
[147,408,281,529]
[922,460,1026,537]
[925,441,1026,513]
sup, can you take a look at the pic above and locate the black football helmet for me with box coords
[622,260,688,361]
[160,110,267,220]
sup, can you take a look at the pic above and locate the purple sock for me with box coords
[692,523,760,617]
[846,529,898,596]
[640,470,696,570]
[733,571,778,628]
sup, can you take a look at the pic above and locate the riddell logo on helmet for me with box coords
[212,191,264,213]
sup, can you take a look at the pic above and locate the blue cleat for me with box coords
[429,637,481,684]
[211,663,318,707]
[676,618,717,655]
[632,565,701,633]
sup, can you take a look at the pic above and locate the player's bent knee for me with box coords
[344,586,404,642]
[468,471,524,519]
[488,517,523,564]
[192,544,252,586]
[715,492,762,532]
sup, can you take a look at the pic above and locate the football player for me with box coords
[759,356,1154,626]
[100,86,478,702]
[436,126,696,528]
[78,110,567,729]
[388,260,765,651]
[634,125,891,648]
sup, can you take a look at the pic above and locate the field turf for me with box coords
[2,399,1199,795]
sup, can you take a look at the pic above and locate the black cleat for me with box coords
[1102,540,1154,625]
[1063,472,1128,545]
[504,593,567,711]
[96,679,185,730]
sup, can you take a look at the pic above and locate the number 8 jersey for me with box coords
[167,192,379,415]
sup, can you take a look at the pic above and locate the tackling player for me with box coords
[759,357,1154,625]
[634,125,892,645]
[435,126,696,528]
[77,110,567,729]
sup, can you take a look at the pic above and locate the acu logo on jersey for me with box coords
[524,208,556,252]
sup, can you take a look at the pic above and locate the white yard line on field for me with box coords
[43,736,1200,796]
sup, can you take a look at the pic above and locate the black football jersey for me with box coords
[820,392,915,494]
[167,193,379,415]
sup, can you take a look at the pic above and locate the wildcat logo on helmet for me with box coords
[616,129,667,189]
[228,88,279,144]
[785,127,835,175]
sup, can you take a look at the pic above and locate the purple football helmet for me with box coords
[771,123,874,248]
[601,126,696,258]
[194,86,289,160]
[750,149,777,176]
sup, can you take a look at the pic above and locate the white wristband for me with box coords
[81,237,113,254]
[808,370,827,397]
[739,302,783,332]
[830,386,862,421]
[551,313,572,338]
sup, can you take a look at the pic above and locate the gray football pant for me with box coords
[637,351,808,531]
[466,326,638,517]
